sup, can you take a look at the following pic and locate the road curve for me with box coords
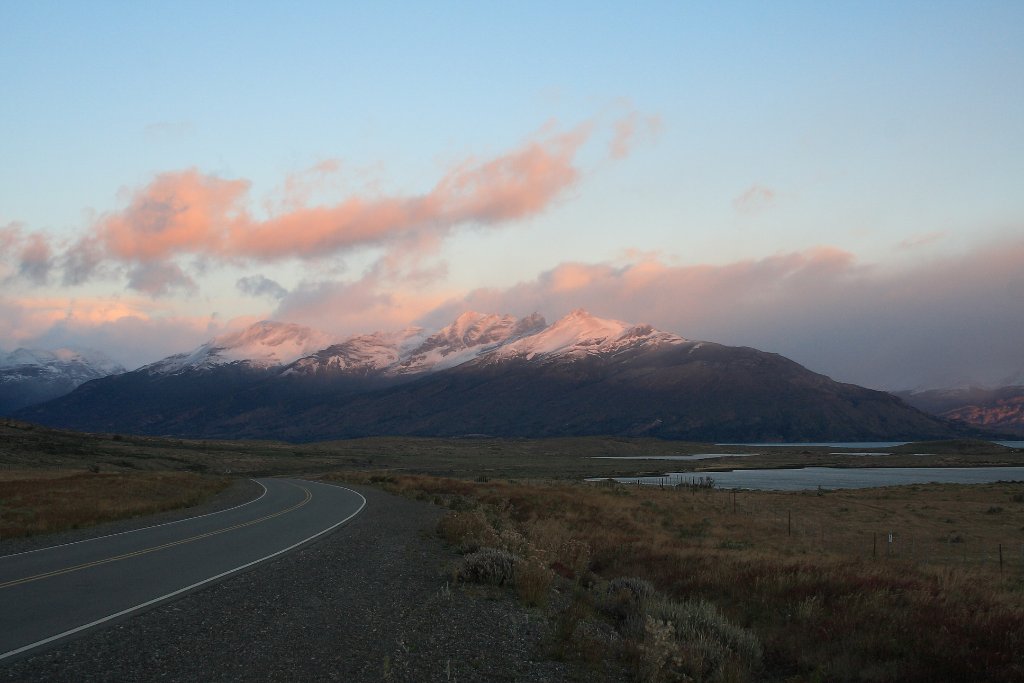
[0,478,365,662]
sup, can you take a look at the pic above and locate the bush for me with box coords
[648,597,762,678]
[437,509,499,552]
[515,556,554,606]
[456,547,518,586]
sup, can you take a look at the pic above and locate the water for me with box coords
[720,441,1024,449]
[591,466,1024,491]
[718,442,910,448]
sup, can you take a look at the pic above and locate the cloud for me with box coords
[0,294,253,370]
[44,123,596,297]
[0,225,58,286]
[733,184,776,213]
[5,238,1021,389]
[608,111,662,160]
[272,276,449,338]
[420,238,1024,390]
[18,234,53,285]
[126,261,198,297]
[237,274,288,300]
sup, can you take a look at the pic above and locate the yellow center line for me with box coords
[0,483,313,591]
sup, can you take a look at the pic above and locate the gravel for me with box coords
[1,481,579,682]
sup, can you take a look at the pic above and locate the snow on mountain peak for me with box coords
[393,311,547,374]
[0,347,124,374]
[491,310,684,360]
[145,320,336,374]
[136,310,684,378]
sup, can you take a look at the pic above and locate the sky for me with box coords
[1,1,1022,390]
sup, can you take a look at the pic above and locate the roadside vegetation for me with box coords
[0,470,228,539]
[4,418,1024,678]
[328,471,1024,682]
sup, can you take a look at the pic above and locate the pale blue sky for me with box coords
[2,1,1022,388]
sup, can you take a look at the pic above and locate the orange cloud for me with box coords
[62,125,591,291]
[0,294,258,369]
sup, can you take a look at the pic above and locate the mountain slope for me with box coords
[0,349,125,414]
[899,386,1024,436]
[246,339,965,442]
[18,311,975,442]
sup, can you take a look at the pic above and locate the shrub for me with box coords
[648,597,762,677]
[437,508,499,552]
[456,547,518,586]
[515,555,554,606]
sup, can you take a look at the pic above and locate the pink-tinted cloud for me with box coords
[0,225,58,286]
[0,294,257,370]
[733,184,776,213]
[420,238,1024,390]
[56,125,592,296]
[608,111,662,160]
[272,277,449,337]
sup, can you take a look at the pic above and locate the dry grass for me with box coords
[329,470,1024,682]
[0,470,229,539]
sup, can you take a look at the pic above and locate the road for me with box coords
[0,478,365,662]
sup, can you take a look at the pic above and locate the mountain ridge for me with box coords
[15,310,983,443]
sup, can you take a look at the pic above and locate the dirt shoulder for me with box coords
[1,482,576,682]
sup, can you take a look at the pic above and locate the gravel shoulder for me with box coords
[1,481,579,682]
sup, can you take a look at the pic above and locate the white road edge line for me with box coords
[0,481,366,663]
[0,480,269,560]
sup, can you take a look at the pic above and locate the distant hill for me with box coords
[19,310,978,443]
[0,348,124,414]
[898,386,1024,436]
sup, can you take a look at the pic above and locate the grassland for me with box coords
[3,418,1023,679]
[0,469,228,539]
[326,471,1024,682]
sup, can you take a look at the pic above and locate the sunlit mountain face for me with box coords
[15,311,981,443]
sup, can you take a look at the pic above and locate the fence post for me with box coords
[873,532,877,559]
[999,544,1003,575]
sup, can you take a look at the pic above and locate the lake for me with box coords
[718,441,1024,449]
[591,466,1024,491]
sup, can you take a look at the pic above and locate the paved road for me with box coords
[0,478,365,662]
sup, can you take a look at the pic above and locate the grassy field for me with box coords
[325,471,1024,682]
[4,418,1024,679]
[4,418,1022,480]
[0,469,229,539]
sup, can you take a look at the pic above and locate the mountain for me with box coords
[898,386,1024,436]
[18,311,976,442]
[144,320,337,375]
[0,348,125,414]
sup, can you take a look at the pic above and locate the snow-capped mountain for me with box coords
[18,310,981,442]
[285,311,549,378]
[487,309,684,362]
[0,348,125,414]
[143,321,338,375]
[284,328,429,377]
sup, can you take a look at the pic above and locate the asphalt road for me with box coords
[0,478,365,662]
